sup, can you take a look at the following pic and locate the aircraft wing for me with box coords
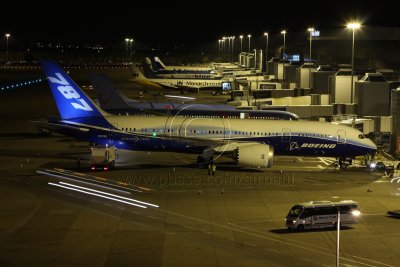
[31,120,90,132]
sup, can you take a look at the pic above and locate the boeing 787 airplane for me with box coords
[38,60,376,168]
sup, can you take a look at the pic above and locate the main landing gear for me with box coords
[335,157,352,169]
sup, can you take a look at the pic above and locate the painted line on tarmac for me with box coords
[229,219,282,224]
[152,207,393,267]
[227,222,393,267]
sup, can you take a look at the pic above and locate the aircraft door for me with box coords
[282,128,291,142]
[337,130,346,144]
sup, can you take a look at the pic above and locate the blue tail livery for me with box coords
[41,60,104,120]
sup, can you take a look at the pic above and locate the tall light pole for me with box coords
[307,28,315,88]
[218,39,222,58]
[307,28,314,62]
[228,36,231,61]
[281,30,286,59]
[129,39,133,59]
[222,37,227,61]
[239,35,243,53]
[247,34,251,53]
[336,208,341,267]
[264,32,269,72]
[231,36,235,62]
[347,22,361,103]
[5,33,10,60]
[125,38,129,51]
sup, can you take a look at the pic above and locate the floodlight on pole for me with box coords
[231,36,235,61]
[281,30,286,59]
[239,35,243,52]
[247,34,251,52]
[307,27,315,88]
[129,39,133,52]
[125,38,129,51]
[264,32,269,72]
[346,22,361,103]
[222,37,227,61]
[218,39,222,57]
[5,33,10,60]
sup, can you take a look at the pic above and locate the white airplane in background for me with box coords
[142,57,219,79]
[131,64,231,92]
[90,73,299,120]
[154,57,213,72]
[39,60,376,169]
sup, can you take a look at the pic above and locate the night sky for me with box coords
[0,1,396,45]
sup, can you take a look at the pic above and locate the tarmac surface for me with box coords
[0,67,399,267]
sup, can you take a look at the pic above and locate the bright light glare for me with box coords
[59,182,159,207]
[307,27,315,32]
[281,30,286,34]
[347,23,361,29]
[351,210,361,217]
[49,182,147,208]
[370,162,376,168]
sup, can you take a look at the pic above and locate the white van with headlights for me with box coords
[285,200,360,230]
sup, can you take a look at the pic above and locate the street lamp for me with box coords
[307,27,315,88]
[231,36,235,62]
[336,208,341,267]
[247,34,251,52]
[228,36,233,62]
[5,33,10,60]
[254,49,257,69]
[222,37,227,61]
[346,22,361,103]
[239,35,243,52]
[129,39,134,59]
[281,30,286,59]
[218,39,222,58]
[125,38,129,51]
[307,28,314,62]
[264,32,269,72]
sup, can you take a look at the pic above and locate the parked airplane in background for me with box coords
[91,73,299,120]
[39,60,376,169]
[153,57,213,72]
[144,58,218,79]
[131,64,230,92]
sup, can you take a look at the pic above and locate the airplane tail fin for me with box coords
[142,58,158,77]
[154,57,167,70]
[90,73,136,110]
[131,64,148,80]
[144,57,154,70]
[41,60,106,120]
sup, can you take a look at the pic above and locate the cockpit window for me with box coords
[358,134,365,139]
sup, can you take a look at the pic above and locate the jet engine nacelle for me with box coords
[233,144,274,168]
